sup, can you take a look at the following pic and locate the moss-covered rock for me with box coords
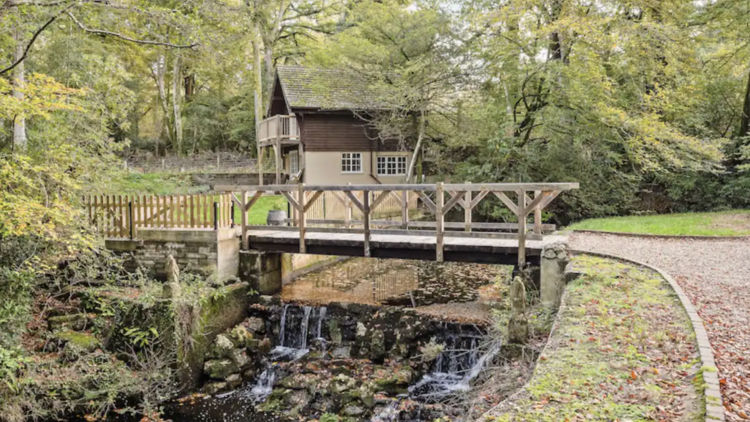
[203,359,239,380]
[48,314,90,332]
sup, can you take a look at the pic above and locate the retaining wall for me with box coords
[106,228,240,281]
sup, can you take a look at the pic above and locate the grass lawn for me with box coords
[485,256,702,421]
[567,210,750,236]
[237,195,288,225]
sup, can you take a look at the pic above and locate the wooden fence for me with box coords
[85,193,234,239]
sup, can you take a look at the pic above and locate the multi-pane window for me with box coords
[377,156,407,176]
[341,152,362,173]
[289,150,299,174]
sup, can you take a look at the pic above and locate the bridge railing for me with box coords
[231,182,579,265]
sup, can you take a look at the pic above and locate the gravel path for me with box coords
[570,232,750,421]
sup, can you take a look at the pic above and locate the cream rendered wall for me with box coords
[303,151,411,185]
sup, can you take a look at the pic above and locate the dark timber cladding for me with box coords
[300,113,398,152]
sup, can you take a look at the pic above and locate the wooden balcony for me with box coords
[258,115,300,147]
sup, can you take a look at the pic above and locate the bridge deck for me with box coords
[247,229,567,265]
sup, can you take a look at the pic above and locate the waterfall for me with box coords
[316,306,327,339]
[409,337,500,401]
[271,304,313,361]
[370,398,400,422]
[246,368,277,402]
[279,304,289,347]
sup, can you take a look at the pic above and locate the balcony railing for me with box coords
[258,115,300,145]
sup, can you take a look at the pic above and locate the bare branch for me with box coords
[66,11,199,49]
[0,3,73,76]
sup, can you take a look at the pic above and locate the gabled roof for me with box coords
[274,65,387,112]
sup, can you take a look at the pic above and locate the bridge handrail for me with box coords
[232,182,579,267]
[248,182,579,192]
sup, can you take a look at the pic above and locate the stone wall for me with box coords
[106,228,240,281]
[125,152,257,173]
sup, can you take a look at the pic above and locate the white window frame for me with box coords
[341,152,363,174]
[376,155,407,176]
[289,150,299,174]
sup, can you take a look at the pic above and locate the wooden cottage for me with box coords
[257,66,413,187]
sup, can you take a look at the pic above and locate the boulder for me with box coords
[369,330,386,361]
[258,337,272,354]
[331,346,351,359]
[208,334,237,359]
[202,381,228,395]
[244,317,266,334]
[230,325,253,346]
[226,373,242,389]
[48,314,88,332]
[203,359,239,380]
[343,404,367,417]
[229,348,250,368]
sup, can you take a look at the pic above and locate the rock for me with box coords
[343,404,366,416]
[208,334,237,359]
[226,373,242,389]
[332,374,357,394]
[229,348,250,368]
[231,325,253,345]
[258,337,272,354]
[374,367,413,394]
[203,359,239,380]
[48,314,88,332]
[242,368,256,380]
[356,322,367,337]
[331,346,351,359]
[369,330,386,361]
[244,317,265,334]
[278,373,319,390]
[162,282,181,299]
[54,330,99,351]
[202,381,228,395]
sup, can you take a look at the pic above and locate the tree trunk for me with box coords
[740,67,750,139]
[405,110,426,183]
[12,27,26,152]
[172,53,183,155]
[155,54,173,147]
[184,73,195,102]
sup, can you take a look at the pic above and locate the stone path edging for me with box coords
[570,249,724,422]
[570,229,750,241]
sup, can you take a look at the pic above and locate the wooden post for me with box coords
[401,190,409,229]
[128,201,134,239]
[436,182,444,262]
[258,145,264,186]
[363,189,371,257]
[517,189,527,268]
[298,183,306,253]
[275,115,282,184]
[534,190,542,235]
[464,182,472,232]
[345,183,352,229]
[213,201,219,230]
[190,195,195,228]
[241,191,249,249]
[298,141,305,179]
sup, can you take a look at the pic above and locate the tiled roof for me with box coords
[276,66,387,111]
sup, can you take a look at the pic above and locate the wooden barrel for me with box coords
[267,210,287,226]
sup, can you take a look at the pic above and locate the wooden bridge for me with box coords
[88,182,578,267]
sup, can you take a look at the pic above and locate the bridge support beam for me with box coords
[239,250,282,295]
[540,242,569,310]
